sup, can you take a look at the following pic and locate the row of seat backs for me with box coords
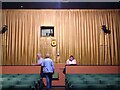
[0,74,43,90]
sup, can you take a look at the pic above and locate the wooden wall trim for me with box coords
[0,66,41,74]
[66,66,120,74]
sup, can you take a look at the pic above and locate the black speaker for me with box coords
[0,25,8,34]
[102,25,111,34]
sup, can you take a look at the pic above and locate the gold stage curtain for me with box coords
[0,9,2,65]
[2,9,120,65]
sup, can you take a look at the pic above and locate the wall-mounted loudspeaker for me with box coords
[102,25,111,34]
[0,25,8,34]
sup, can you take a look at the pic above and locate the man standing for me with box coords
[42,53,54,90]
[36,53,45,78]
[32,53,44,65]
[37,53,44,65]
[32,53,44,77]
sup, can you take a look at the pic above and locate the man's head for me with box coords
[46,53,50,58]
[37,53,41,59]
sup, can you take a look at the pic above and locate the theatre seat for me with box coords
[12,84,35,90]
[0,74,43,90]
[65,74,120,90]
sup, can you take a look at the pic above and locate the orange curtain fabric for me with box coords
[2,9,120,65]
[0,32,1,65]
